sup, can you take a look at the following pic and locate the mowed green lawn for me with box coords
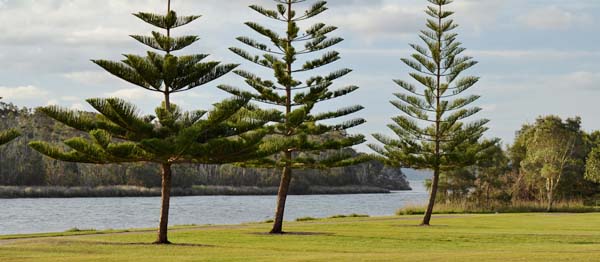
[1,213,599,261]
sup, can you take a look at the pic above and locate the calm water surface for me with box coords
[0,180,427,235]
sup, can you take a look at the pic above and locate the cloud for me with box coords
[104,88,162,101]
[65,26,133,45]
[0,85,49,100]
[62,71,115,85]
[327,4,422,38]
[70,103,85,110]
[60,96,80,102]
[468,49,600,60]
[483,71,600,92]
[46,99,59,106]
[341,48,600,61]
[480,104,498,112]
[554,71,600,91]
[325,0,509,40]
[451,0,507,33]
[518,6,593,30]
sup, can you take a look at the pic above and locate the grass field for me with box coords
[1,213,599,261]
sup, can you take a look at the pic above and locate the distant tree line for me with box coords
[0,101,409,191]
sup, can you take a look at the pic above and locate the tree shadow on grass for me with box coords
[93,241,215,247]
[249,232,335,236]
[52,239,214,247]
[393,224,450,228]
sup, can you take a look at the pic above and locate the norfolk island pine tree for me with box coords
[29,0,280,244]
[369,0,496,226]
[219,0,368,234]
[0,98,20,146]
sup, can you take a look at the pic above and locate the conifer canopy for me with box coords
[369,0,494,225]
[220,0,368,233]
[29,1,279,244]
[220,0,367,169]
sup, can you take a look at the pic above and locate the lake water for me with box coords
[0,180,428,235]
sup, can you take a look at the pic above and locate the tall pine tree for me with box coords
[29,0,278,244]
[369,0,493,225]
[0,98,20,145]
[219,0,367,233]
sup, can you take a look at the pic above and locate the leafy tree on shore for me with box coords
[0,98,20,146]
[521,116,582,211]
[29,0,278,244]
[369,0,493,225]
[585,131,600,183]
[471,142,511,205]
[219,0,367,233]
[585,147,600,183]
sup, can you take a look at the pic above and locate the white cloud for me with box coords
[518,6,593,30]
[451,0,507,34]
[104,88,162,101]
[327,4,422,38]
[60,96,80,102]
[468,49,600,60]
[554,71,600,91]
[65,26,132,45]
[46,99,59,106]
[62,71,115,85]
[480,104,498,112]
[341,48,600,61]
[483,71,600,92]
[0,85,49,100]
[326,0,508,39]
[70,103,85,110]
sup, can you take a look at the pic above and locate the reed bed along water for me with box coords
[0,185,390,198]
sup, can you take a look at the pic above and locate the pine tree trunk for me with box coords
[421,2,443,227]
[270,0,295,235]
[422,167,440,226]
[154,163,172,244]
[271,153,293,234]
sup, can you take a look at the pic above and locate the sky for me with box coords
[0,0,599,152]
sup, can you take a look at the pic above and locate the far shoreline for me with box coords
[0,185,412,199]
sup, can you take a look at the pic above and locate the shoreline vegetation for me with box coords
[0,185,396,199]
[397,200,600,215]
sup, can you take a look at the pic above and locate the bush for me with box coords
[396,200,600,216]
[65,227,95,232]
[295,217,317,222]
[329,213,369,219]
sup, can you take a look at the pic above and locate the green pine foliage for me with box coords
[219,0,367,233]
[29,99,278,165]
[369,0,494,225]
[0,128,19,146]
[29,1,278,244]
[0,98,20,146]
